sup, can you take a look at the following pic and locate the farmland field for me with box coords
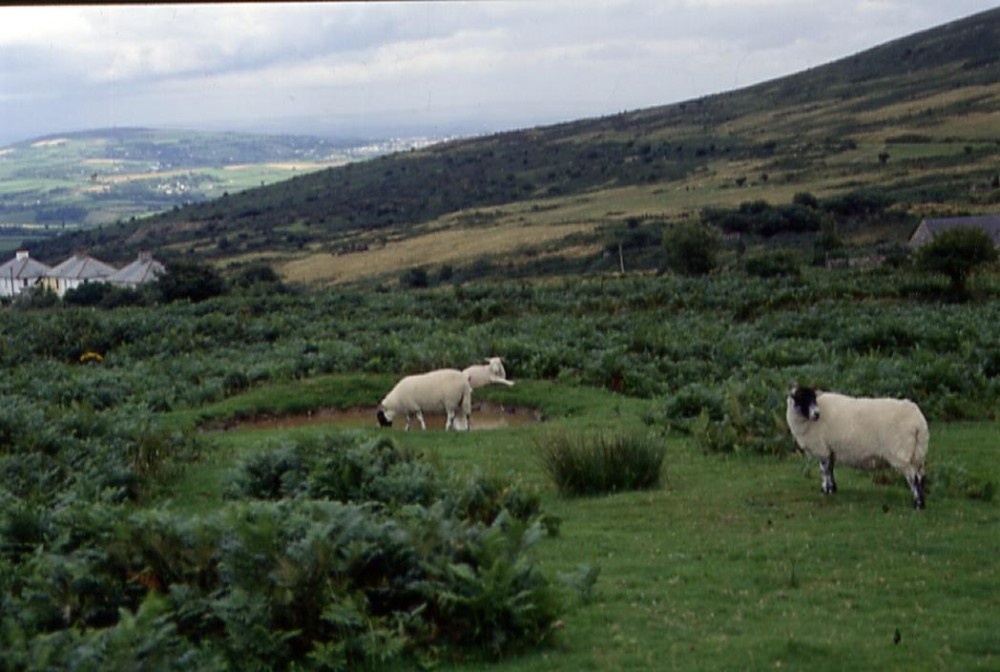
[1,267,997,670]
[0,128,431,236]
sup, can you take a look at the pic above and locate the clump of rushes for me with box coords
[538,430,665,496]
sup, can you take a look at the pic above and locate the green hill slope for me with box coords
[30,8,1000,281]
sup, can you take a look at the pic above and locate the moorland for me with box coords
[2,7,998,671]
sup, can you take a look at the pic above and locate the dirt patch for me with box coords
[210,402,542,432]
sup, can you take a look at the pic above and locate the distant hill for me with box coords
[0,128,440,252]
[30,8,1000,282]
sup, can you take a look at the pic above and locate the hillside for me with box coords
[30,8,1000,281]
[0,128,433,253]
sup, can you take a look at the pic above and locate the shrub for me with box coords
[658,383,725,432]
[2,432,571,667]
[63,281,114,306]
[400,267,430,288]
[929,461,995,502]
[232,263,285,292]
[916,226,998,297]
[155,260,227,303]
[538,430,665,496]
[743,250,801,278]
[661,221,721,276]
[690,377,792,456]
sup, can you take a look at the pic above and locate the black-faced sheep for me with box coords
[786,385,929,509]
[377,369,472,431]
[463,356,514,389]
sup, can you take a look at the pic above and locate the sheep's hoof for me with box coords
[913,499,925,510]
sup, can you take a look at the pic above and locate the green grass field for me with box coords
[165,378,999,671]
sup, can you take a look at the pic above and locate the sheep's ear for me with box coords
[789,381,799,395]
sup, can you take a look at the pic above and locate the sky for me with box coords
[0,1,996,145]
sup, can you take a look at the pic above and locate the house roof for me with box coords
[912,215,1000,246]
[109,252,165,285]
[0,250,52,280]
[49,252,117,280]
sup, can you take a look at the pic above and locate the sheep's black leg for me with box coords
[820,456,837,495]
[907,474,926,510]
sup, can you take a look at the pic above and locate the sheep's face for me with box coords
[376,408,394,428]
[789,386,820,421]
[487,357,507,379]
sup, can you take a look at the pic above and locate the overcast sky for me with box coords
[1,1,996,145]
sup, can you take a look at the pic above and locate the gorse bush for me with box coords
[538,430,666,496]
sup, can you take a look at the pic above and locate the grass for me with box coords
[281,220,596,285]
[537,430,665,496]
[160,377,999,670]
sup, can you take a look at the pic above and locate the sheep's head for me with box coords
[486,357,506,379]
[376,407,394,428]
[788,385,821,421]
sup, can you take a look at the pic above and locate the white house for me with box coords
[39,252,118,297]
[0,249,165,299]
[108,251,165,288]
[0,249,52,298]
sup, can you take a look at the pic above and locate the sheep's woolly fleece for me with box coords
[786,386,929,509]
[377,369,472,431]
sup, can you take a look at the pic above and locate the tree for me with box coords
[916,226,998,297]
[155,260,227,303]
[661,221,721,277]
[400,267,430,289]
[233,263,285,293]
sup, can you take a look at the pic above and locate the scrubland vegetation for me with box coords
[1,261,998,669]
[2,9,998,669]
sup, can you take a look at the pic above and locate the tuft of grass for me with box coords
[537,430,665,497]
[929,460,996,502]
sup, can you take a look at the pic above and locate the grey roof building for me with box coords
[0,249,53,297]
[41,252,118,296]
[108,251,165,287]
[909,215,1000,248]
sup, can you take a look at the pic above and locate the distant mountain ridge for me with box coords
[30,7,1000,281]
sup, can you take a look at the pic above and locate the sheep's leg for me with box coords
[819,455,837,495]
[906,472,926,510]
[404,413,413,431]
[416,411,427,431]
[445,409,455,431]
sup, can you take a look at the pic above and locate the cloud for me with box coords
[0,1,995,143]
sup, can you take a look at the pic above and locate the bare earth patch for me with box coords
[210,402,542,432]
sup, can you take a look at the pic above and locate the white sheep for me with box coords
[463,357,515,389]
[376,369,472,431]
[785,385,929,509]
